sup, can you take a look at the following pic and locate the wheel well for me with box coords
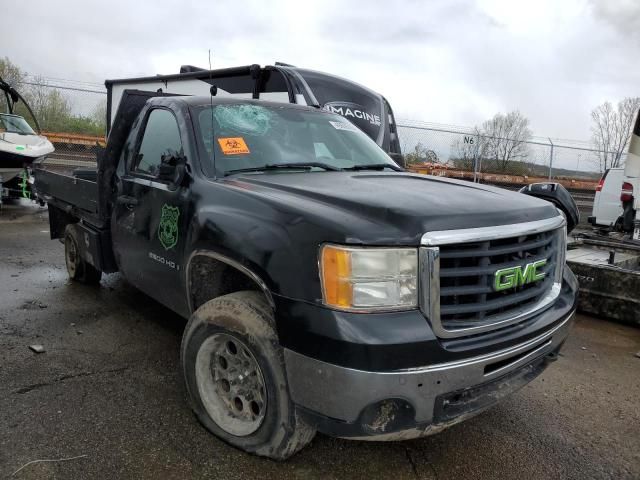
[48,204,78,239]
[188,254,272,312]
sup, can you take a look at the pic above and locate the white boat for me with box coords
[0,113,54,181]
[0,77,54,184]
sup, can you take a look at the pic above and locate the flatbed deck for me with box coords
[34,167,99,218]
[567,235,640,326]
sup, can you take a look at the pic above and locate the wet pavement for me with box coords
[1,200,639,479]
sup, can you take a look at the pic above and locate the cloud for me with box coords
[1,0,638,143]
[588,0,640,44]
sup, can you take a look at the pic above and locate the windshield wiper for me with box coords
[225,162,341,176]
[342,163,404,172]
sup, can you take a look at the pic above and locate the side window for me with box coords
[135,109,182,176]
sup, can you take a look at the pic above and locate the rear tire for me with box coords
[64,225,102,285]
[181,291,315,459]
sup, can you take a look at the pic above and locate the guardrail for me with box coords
[41,132,104,169]
[42,131,106,147]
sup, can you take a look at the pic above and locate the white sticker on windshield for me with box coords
[329,121,359,132]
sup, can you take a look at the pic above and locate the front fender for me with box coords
[186,204,321,303]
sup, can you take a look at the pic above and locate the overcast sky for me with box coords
[3,0,639,140]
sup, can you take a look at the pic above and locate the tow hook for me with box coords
[545,351,559,363]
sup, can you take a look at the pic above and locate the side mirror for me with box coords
[519,183,580,233]
[158,151,187,189]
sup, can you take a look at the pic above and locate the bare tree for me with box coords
[451,111,531,173]
[451,126,486,170]
[481,111,532,172]
[591,97,640,171]
[404,142,439,165]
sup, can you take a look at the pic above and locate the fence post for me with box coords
[473,157,478,183]
[548,137,554,181]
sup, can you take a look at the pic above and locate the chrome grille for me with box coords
[420,216,566,338]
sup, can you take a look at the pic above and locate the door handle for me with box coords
[116,195,139,207]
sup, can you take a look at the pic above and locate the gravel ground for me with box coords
[1,200,639,479]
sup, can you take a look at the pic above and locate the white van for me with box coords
[589,168,625,227]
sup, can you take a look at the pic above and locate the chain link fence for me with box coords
[395,120,613,225]
[3,80,108,170]
[396,119,615,183]
[4,82,616,188]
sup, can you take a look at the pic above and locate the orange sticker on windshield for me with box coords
[218,137,250,155]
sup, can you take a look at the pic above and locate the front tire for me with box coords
[181,291,315,459]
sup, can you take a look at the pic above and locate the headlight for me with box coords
[320,245,418,311]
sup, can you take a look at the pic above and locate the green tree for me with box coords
[0,56,27,114]
[0,57,24,85]
[1,57,107,136]
[27,76,72,131]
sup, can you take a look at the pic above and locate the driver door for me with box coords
[112,107,190,313]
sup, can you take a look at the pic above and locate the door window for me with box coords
[135,109,182,176]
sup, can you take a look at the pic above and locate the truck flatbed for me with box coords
[34,167,101,223]
[567,234,640,326]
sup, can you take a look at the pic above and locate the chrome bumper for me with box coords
[284,311,574,427]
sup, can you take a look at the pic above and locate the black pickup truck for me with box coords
[35,90,579,459]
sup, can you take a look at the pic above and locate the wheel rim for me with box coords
[195,333,267,436]
[65,236,77,277]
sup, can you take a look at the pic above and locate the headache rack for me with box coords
[420,216,567,338]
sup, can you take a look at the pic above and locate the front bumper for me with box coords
[284,309,574,439]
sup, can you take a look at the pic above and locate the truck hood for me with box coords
[222,171,559,245]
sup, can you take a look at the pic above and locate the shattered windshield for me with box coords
[195,104,397,176]
[0,114,36,135]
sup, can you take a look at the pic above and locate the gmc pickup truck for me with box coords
[35,90,578,459]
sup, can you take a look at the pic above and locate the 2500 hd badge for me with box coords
[148,251,180,270]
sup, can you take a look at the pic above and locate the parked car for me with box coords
[589,167,625,228]
[622,109,640,240]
